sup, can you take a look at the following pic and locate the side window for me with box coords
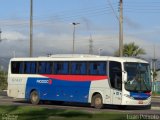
[54,62,69,74]
[109,61,122,90]
[11,61,23,74]
[24,62,36,74]
[46,62,53,74]
[38,62,53,74]
[38,62,46,74]
[71,62,87,74]
[24,62,30,74]
[31,62,36,74]
[89,62,106,75]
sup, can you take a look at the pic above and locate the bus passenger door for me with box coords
[109,61,122,105]
[111,89,122,105]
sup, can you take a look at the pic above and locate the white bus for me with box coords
[7,54,152,109]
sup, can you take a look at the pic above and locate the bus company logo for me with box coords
[48,79,52,85]
[36,79,52,84]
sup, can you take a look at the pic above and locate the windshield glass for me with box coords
[124,62,151,92]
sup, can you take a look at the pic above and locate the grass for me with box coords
[152,91,160,96]
[0,105,155,120]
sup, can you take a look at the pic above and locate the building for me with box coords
[153,71,160,94]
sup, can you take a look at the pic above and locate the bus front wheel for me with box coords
[92,94,103,109]
[30,90,40,105]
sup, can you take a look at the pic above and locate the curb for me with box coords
[151,106,160,110]
[152,96,160,98]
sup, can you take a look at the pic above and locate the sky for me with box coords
[0,0,160,69]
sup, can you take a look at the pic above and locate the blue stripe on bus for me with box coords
[130,92,150,100]
[25,77,91,103]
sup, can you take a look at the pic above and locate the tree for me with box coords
[0,70,7,90]
[114,42,146,57]
[153,71,157,81]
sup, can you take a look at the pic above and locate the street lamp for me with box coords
[72,22,80,54]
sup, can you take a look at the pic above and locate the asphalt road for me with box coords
[0,91,160,115]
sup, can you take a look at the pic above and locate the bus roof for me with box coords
[10,54,148,63]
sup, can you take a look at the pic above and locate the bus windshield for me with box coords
[124,62,151,92]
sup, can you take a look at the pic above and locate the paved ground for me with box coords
[0,91,160,115]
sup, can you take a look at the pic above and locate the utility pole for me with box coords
[89,35,93,54]
[152,45,157,76]
[119,0,123,57]
[30,0,33,57]
[152,45,157,91]
[72,22,80,54]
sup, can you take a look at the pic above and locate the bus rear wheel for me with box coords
[92,94,103,109]
[30,90,40,105]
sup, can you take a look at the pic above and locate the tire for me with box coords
[92,94,103,109]
[30,90,40,105]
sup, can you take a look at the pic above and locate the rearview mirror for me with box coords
[123,71,127,83]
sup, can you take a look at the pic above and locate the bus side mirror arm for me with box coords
[123,71,127,83]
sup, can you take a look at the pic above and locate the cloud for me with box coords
[2,31,27,41]
[30,32,119,56]
[0,29,159,59]
[0,19,160,61]
[123,35,160,59]
[124,16,141,29]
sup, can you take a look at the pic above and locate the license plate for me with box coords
[138,100,143,104]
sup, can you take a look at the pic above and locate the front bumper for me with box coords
[122,96,151,106]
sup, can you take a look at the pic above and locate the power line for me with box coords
[0,10,113,26]
[1,2,160,27]
[0,5,114,21]
[34,5,116,18]
[0,3,118,27]
[107,0,119,21]
[0,11,113,27]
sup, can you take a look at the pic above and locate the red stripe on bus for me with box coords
[41,74,108,81]
[145,92,151,96]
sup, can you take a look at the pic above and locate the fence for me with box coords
[152,81,160,94]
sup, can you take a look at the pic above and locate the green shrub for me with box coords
[152,91,160,96]
[0,70,7,90]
